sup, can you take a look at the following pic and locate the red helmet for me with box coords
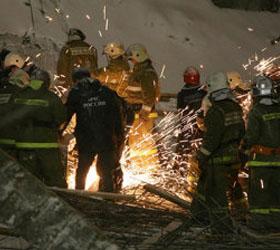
[184,66,200,85]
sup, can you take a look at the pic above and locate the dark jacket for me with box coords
[13,81,66,146]
[57,40,98,88]
[66,78,124,152]
[245,100,280,150]
[198,98,245,164]
[177,85,207,111]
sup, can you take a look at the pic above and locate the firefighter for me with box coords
[243,75,280,232]
[0,54,26,156]
[96,42,130,96]
[177,66,207,154]
[125,43,159,168]
[57,28,98,90]
[13,69,67,187]
[194,72,245,234]
[65,68,124,192]
[95,42,130,188]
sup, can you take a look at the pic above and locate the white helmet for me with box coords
[126,43,149,63]
[252,75,274,97]
[207,72,229,94]
[4,53,24,69]
[103,42,125,59]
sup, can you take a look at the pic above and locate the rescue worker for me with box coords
[125,44,160,168]
[65,68,124,192]
[177,66,207,155]
[0,53,26,156]
[13,69,67,187]
[95,42,130,189]
[243,75,280,232]
[57,28,98,89]
[95,42,130,96]
[194,72,245,234]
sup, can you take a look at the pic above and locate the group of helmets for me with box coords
[68,28,151,64]
[103,42,150,64]
[183,64,280,98]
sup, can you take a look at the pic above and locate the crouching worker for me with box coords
[65,68,125,192]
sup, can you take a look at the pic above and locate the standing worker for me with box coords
[13,69,67,187]
[243,75,280,232]
[0,53,26,156]
[125,44,160,167]
[65,68,124,192]
[57,28,98,90]
[194,72,245,234]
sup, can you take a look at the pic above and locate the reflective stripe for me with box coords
[212,156,237,164]
[0,94,12,104]
[247,161,280,167]
[14,98,49,107]
[135,112,158,119]
[127,86,142,92]
[250,209,270,215]
[16,142,59,149]
[0,139,15,145]
[142,105,153,112]
[270,208,280,213]
[200,147,211,156]
[262,113,280,121]
[70,47,94,56]
[250,208,280,214]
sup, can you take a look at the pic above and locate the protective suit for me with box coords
[195,72,245,234]
[0,68,28,156]
[66,69,124,192]
[12,70,67,187]
[57,28,97,89]
[126,44,159,169]
[244,76,280,232]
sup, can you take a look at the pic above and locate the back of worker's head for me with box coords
[68,28,86,41]
[31,69,51,88]
[72,68,91,83]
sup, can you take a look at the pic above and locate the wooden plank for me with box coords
[144,184,190,209]
[49,186,136,201]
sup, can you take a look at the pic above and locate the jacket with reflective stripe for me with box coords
[126,60,158,109]
[10,85,67,147]
[198,98,244,163]
[244,101,280,163]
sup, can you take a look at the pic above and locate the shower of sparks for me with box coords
[86,14,91,20]
[55,8,61,14]
[247,27,254,32]
[45,15,53,22]
[105,18,109,31]
[199,64,204,69]
[103,5,107,20]
[260,179,264,189]
[98,30,103,38]
[254,56,280,75]
[66,14,70,19]
[67,107,201,200]
[159,64,166,79]
[35,53,41,58]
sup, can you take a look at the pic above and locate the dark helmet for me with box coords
[72,68,91,82]
[31,69,51,87]
[184,66,200,85]
[68,28,86,41]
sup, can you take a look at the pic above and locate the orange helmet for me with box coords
[184,66,200,85]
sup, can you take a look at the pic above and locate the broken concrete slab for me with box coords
[0,150,118,250]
